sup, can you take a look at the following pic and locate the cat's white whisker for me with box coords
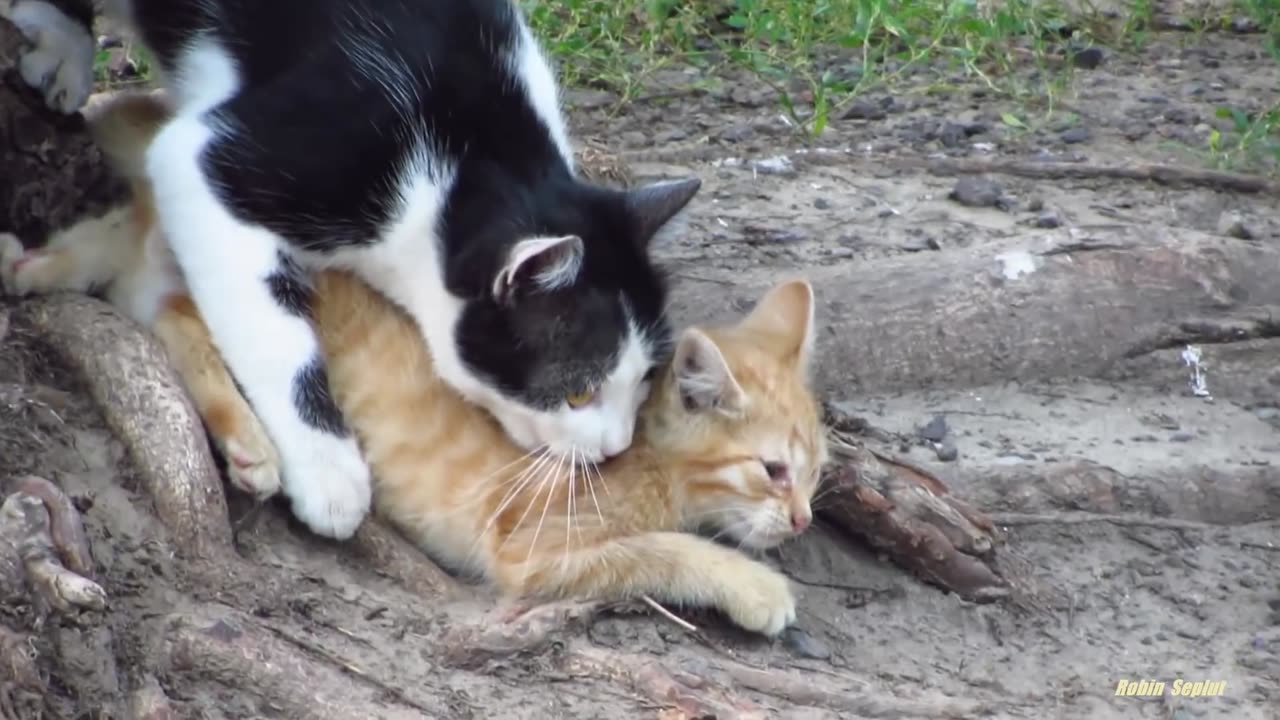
[583,457,606,527]
[483,446,554,534]
[523,448,563,572]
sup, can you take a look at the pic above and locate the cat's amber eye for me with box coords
[565,389,597,409]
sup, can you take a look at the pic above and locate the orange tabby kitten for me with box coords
[1,91,827,636]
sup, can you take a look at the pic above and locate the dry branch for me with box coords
[816,407,1008,602]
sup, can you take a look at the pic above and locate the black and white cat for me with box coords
[3,0,701,539]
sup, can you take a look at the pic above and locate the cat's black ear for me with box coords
[624,177,702,248]
[673,328,744,413]
[492,235,585,305]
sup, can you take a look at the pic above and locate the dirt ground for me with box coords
[2,23,1278,720]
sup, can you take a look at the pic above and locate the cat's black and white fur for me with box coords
[3,0,702,539]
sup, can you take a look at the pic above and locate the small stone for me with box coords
[1060,127,1091,144]
[949,176,1003,208]
[1026,197,1044,211]
[1170,432,1194,442]
[813,198,832,210]
[936,440,959,462]
[751,156,796,176]
[1216,211,1256,240]
[1256,407,1280,421]
[1070,46,1105,70]
[1139,94,1170,104]
[782,627,831,660]
[1123,123,1151,141]
[1231,16,1261,33]
[919,414,949,443]
[719,124,753,143]
[841,99,887,121]
[940,122,966,148]
[1034,211,1061,228]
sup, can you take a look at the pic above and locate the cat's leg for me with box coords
[2,0,97,114]
[142,113,372,540]
[151,293,282,500]
[495,531,797,637]
[0,208,134,296]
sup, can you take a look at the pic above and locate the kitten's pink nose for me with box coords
[791,512,810,532]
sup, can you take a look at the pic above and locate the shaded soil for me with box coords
[4,23,1279,720]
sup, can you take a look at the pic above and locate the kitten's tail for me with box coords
[82,90,174,219]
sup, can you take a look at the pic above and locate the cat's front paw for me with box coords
[280,432,372,540]
[8,1,96,114]
[719,562,797,637]
[0,234,41,296]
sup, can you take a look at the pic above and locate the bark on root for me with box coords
[817,404,1010,602]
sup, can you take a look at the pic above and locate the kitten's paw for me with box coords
[220,425,283,501]
[10,1,96,114]
[0,234,45,296]
[281,433,372,540]
[720,564,797,637]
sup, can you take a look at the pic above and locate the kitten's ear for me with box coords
[738,279,816,373]
[491,235,585,304]
[673,328,744,413]
[624,177,702,249]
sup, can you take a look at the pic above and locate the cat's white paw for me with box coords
[220,427,283,501]
[280,432,372,540]
[720,563,797,637]
[10,1,96,114]
[0,234,41,296]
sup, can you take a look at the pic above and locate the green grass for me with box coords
[523,0,1280,172]
[524,0,1108,133]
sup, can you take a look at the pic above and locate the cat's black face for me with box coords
[445,172,700,461]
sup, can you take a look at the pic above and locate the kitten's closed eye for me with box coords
[642,366,657,382]
[761,461,790,485]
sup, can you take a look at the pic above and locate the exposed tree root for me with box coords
[0,476,106,614]
[349,516,464,600]
[796,150,1280,195]
[157,604,446,719]
[11,295,233,562]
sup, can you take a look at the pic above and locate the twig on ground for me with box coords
[721,663,991,719]
[641,594,699,633]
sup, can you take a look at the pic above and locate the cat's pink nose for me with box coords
[791,512,810,532]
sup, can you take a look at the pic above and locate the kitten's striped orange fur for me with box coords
[1,91,828,636]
